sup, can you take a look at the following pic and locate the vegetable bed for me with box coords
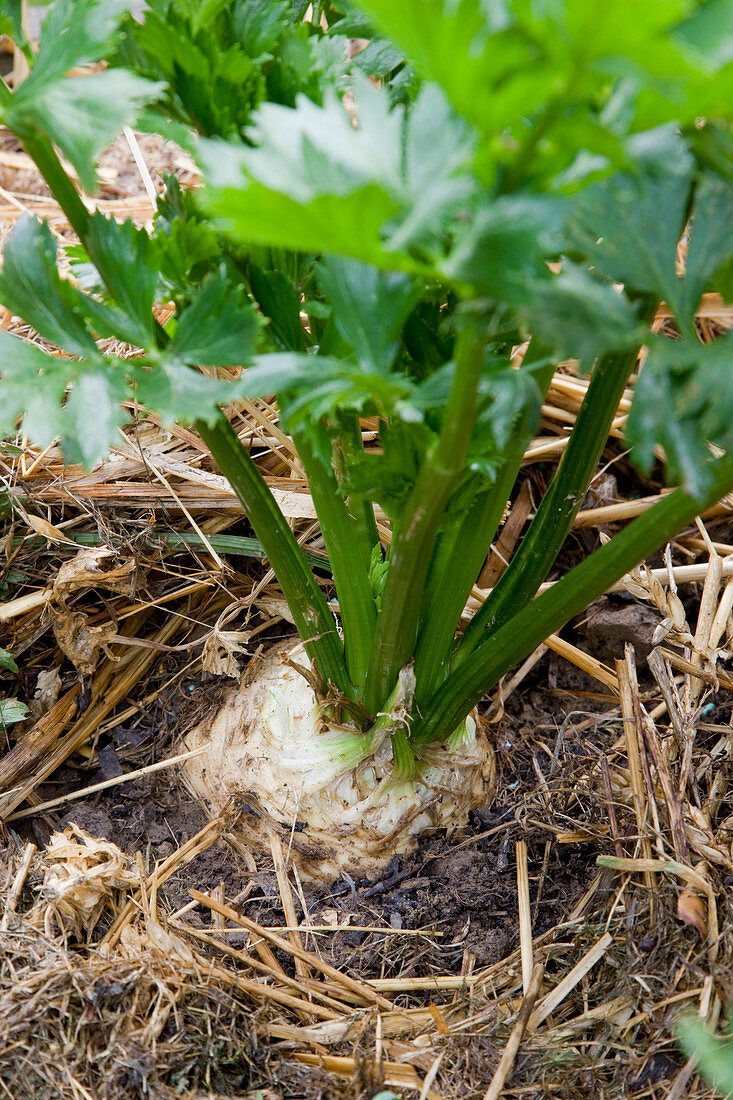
[1,1,733,1097]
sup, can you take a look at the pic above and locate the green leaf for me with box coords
[677,172,733,325]
[0,331,70,447]
[186,0,230,35]
[61,367,129,468]
[83,213,161,345]
[352,0,722,186]
[349,0,514,136]
[0,699,28,727]
[317,258,419,374]
[388,83,476,255]
[169,274,259,365]
[626,332,733,497]
[0,216,100,358]
[678,1016,733,1097]
[444,195,566,303]
[243,351,415,426]
[234,0,289,58]
[11,70,164,194]
[200,79,473,271]
[676,0,733,67]
[569,166,691,310]
[249,264,309,352]
[133,361,239,425]
[115,6,262,138]
[25,0,130,85]
[0,647,18,673]
[531,265,644,368]
[0,1,28,50]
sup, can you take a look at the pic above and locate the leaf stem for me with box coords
[197,417,356,701]
[292,428,376,693]
[331,412,381,569]
[363,317,487,714]
[413,341,556,704]
[456,303,655,665]
[414,451,733,743]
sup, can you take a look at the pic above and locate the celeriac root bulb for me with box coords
[183,640,493,881]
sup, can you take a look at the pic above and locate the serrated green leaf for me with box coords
[169,274,259,365]
[626,332,733,497]
[678,1016,733,1097]
[84,213,161,344]
[115,7,260,138]
[234,0,289,58]
[317,258,419,374]
[243,351,415,425]
[11,70,164,194]
[531,265,644,368]
[0,698,28,727]
[0,647,18,673]
[351,0,721,186]
[0,216,100,358]
[201,79,473,271]
[677,173,733,325]
[186,0,230,35]
[156,217,221,293]
[249,264,309,352]
[0,1,28,49]
[351,39,406,80]
[61,367,128,468]
[444,195,566,303]
[389,83,476,254]
[25,0,130,85]
[569,167,691,310]
[133,361,239,425]
[0,330,70,447]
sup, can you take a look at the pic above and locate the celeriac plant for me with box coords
[1,0,733,869]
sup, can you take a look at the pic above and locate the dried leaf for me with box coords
[201,628,251,678]
[52,545,136,605]
[52,609,117,676]
[24,513,76,545]
[29,668,63,720]
[677,887,707,937]
[33,825,136,935]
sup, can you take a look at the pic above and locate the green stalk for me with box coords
[292,429,376,693]
[16,131,93,248]
[198,417,355,700]
[332,412,380,569]
[457,310,655,666]
[363,318,487,714]
[414,452,733,743]
[413,342,556,703]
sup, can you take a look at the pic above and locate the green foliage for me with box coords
[200,79,475,270]
[679,1015,733,1097]
[0,699,28,728]
[1,0,733,741]
[4,0,162,191]
[0,646,27,731]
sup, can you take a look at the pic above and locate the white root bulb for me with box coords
[183,639,494,881]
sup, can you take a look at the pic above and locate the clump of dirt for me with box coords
[578,594,662,662]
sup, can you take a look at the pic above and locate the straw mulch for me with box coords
[1,112,733,1100]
